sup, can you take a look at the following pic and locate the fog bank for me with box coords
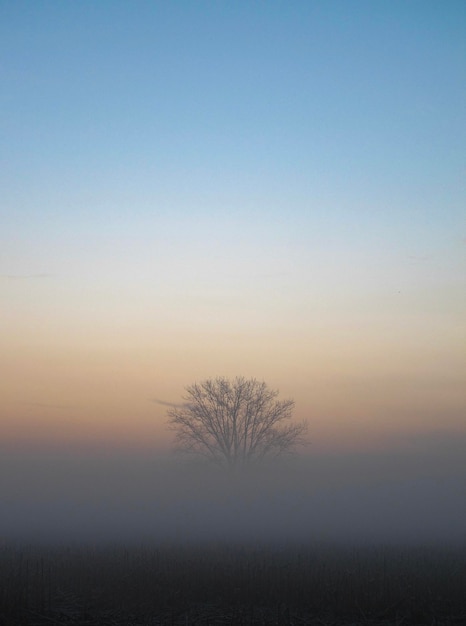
[1,431,465,546]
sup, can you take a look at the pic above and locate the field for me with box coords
[1,541,465,625]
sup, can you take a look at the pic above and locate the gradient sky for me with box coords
[1,1,465,453]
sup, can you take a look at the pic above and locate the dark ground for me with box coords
[1,542,465,625]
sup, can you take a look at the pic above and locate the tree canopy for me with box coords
[167,376,307,470]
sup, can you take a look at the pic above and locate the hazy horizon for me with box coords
[1,428,465,546]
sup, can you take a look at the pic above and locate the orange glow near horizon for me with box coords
[2,303,464,453]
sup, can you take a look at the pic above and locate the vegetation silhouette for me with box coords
[167,376,307,470]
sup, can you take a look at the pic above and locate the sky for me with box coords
[1,0,465,461]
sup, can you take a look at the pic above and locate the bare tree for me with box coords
[167,376,307,470]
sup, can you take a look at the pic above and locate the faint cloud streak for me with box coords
[25,402,77,410]
[150,398,184,409]
[1,273,54,280]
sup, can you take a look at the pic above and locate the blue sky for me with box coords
[2,1,464,211]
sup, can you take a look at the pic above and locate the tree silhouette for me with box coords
[167,376,307,470]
